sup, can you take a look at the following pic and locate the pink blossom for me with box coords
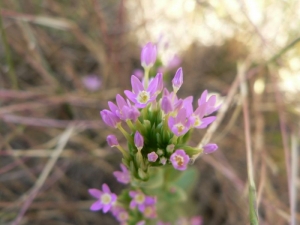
[170,149,190,171]
[88,184,117,213]
[113,164,130,184]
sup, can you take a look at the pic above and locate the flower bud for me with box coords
[100,110,120,128]
[172,67,183,92]
[141,42,157,68]
[203,143,218,154]
[157,149,164,156]
[106,135,119,147]
[147,152,158,162]
[166,144,175,153]
[134,131,144,151]
[161,96,173,114]
[160,157,167,165]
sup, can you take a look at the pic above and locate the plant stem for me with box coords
[0,6,18,89]
[239,62,259,225]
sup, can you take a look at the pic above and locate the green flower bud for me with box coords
[166,144,175,153]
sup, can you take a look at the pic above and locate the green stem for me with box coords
[116,145,130,159]
[126,120,135,131]
[268,36,300,63]
[249,184,259,225]
[117,124,131,141]
[144,67,150,88]
[0,9,18,89]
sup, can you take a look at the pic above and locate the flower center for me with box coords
[175,123,184,133]
[194,116,201,127]
[137,91,150,104]
[144,206,155,218]
[118,211,128,221]
[175,155,184,166]
[134,193,145,204]
[101,193,112,204]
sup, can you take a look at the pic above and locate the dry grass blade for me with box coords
[9,126,75,225]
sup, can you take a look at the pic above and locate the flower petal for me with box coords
[90,201,103,211]
[102,204,111,213]
[131,75,144,93]
[102,183,110,193]
[88,189,102,199]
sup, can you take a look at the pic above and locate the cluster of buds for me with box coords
[89,42,220,224]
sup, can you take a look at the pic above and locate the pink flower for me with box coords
[111,205,129,223]
[198,90,221,115]
[100,110,121,128]
[192,103,216,129]
[168,108,194,136]
[82,75,101,91]
[143,204,157,218]
[108,94,140,122]
[113,164,130,184]
[170,149,190,171]
[129,190,156,212]
[147,152,158,162]
[125,75,159,108]
[88,184,117,213]
[190,216,203,225]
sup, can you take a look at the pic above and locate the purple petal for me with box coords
[120,164,127,172]
[102,183,110,193]
[183,96,193,116]
[130,200,136,209]
[90,201,103,211]
[111,193,117,202]
[176,108,186,123]
[198,116,216,129]
[131,75,144,93]
[198,90,208,106]
[116,94,127,109]
[108,102,118,115]
[124,90,137,103]
[147,75,158,94]
[102,204,111,213]
[129,191,136,198]
[88,189,102,198]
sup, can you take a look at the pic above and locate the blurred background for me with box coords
[0,0,299,224]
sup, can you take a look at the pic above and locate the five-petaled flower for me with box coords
[129,190,156,212]
[88,183,117,212]
[124,74,160,108]
[170,149,190,171]
[168,108,195,136]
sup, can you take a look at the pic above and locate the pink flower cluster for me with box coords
[89,42,220,224]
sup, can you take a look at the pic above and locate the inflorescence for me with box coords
[89,42,221,225]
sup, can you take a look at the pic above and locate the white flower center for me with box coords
[137,91,150,104]
[175,155,184,166]
[101,193,112,204]
[134,193,145,204]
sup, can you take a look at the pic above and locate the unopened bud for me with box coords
[166,144,175,153]
[106,135,119,147]
[134,131,144,151]
[203,143,218,154]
